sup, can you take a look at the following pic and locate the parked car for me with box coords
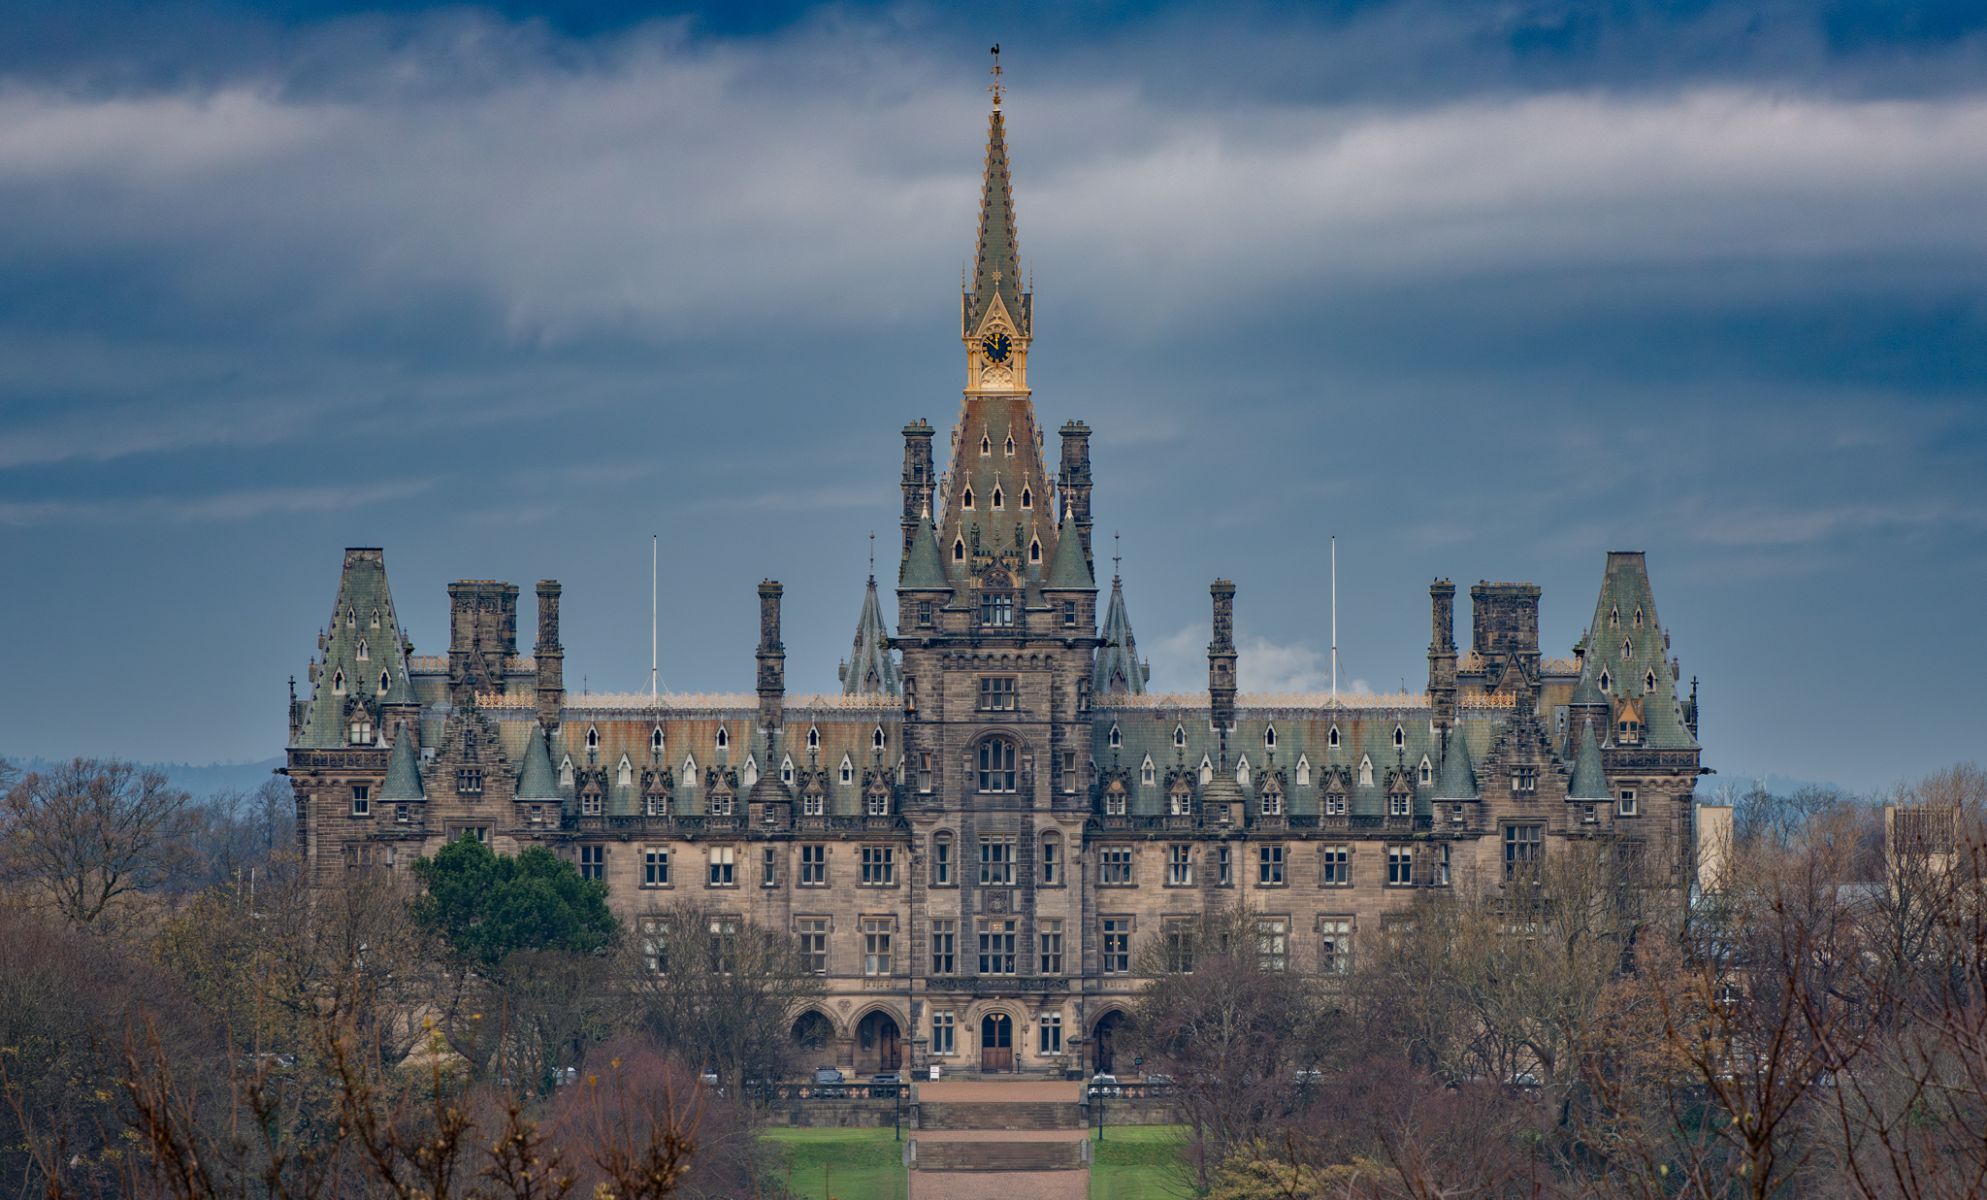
[1144,1073,1177,1094]
[811,1065,847,1096]
[1087,1073,1122,1097]
[813,1066,845,1084]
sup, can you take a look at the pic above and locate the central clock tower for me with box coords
[963,57,1031,396]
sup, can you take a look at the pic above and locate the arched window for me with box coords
[1199,755,1214,786]
[1173,724,1187,749]
[992,485,1004,509]
[619,755,634,787]
[976,737,1018,793]
[332,670,346,695]
[1296,755,1311,786]
[807,725,820,751]
[1419,756,1434,786]
[932,832,954,885]
[1359,755,1374,786]
[1236,755,1252,786]
[1029,538,1041,562]
[1021,487,1032,509]
[356,637,369,662]
[1140,754,1155,785]
[963,486,975,509]
[378,670,391,694]
[587,725,600,751]
[651,726,665,756]
[1264,724,1277,750]
[1393,724,1406,749]
[716,725,730,751]
[954,538,966,562]
[1328,724,1340,749]
[741,756,758,787]
[839,753,855,785]
[872,724,886,751]
[1108,724,1122,750]
[780,755,795,785]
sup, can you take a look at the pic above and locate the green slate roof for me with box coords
[840,574,901,696]
[515,726,562,802]
[1567,717,1612,801]
[1093,572,1149,697]
[1433,729,1478,800]
[297,548,416,749]
[900,509,949,590]
[1577,551,1696,749]
[1044,506,1095,590]
[377,731,424,801]
[964,103,1028,339]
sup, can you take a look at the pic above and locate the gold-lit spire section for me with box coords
[964,42,1031,389]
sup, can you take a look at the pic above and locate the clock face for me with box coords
[981,332,1012,363]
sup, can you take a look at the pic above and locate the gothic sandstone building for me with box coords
[288,69,1707,1078]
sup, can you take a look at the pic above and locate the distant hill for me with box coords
[3,754,285,801]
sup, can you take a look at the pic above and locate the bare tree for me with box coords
[621,899,822,1100]
[1,758,195,927]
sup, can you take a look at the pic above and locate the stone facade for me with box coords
[286,71,1707,1079]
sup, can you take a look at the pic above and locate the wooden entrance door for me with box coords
[980,1012,1013,1072]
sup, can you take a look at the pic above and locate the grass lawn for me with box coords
[761,1126,907,1200]
[1090,1125,1192,1200]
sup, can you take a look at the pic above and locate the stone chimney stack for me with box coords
[1058,420,1094,559]
[534,580,564,730]
[1428,579,1457,727]
[1208,579,1237,730]
[900,420,934,556]
[756,580,786,733]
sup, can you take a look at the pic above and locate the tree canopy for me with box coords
[412,837,617,968]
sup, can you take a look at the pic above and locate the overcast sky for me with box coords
[1,0,1982,792]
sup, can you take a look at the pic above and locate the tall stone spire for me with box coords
[964,44,1029,343]
[841,541,901,697]
[1093,539,1149,697]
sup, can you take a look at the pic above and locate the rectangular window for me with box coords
[708,845,736,887]
[978,676,1018,711]
[580,790,602,817]
[707,916,738,974]
[1038,1013,1063,1055]
[1319,917,1353,976]
[932,837,953,885]
[801,793,824,817]
[931,1010,956,1055]
[799,843,827,886]
[978,918,1017,974]
[979,838,1014,886]
[1041,838,1061,885]
[862,918,893,977]
[1257,844,1286,886]
[579,845,604,882]
[1059,750,1077,794]
[1388,791,1411,818]
[860,845,896,886]
[977,739,1017,793]
[1511,767,1538,796]
[1062,600,1078,627]
[1167,844,1194,887]
[1618,788,1639,817]
[979,592,1014,627]
[350,784,370,816]
[1100,918,1131,975]
[916,600,934,628]
[1038,919,1064,975]
[797,917,829,975]
[1320,845,1350,886]
[642,847,670,887]
[639,917,668,974]
[931,919,957,975]
[1257,916,1289,972]
[1165,919,1196,974]
[1217,845,1233,887]
[1386,845,1414,886]
[1324,791,1347,817]
[456,769,483,796]
[1099,845,1134,886]
[762,846,779,887]
[917,753,933,793]
[1504,823,1544,881]
[1435,843,1452,887]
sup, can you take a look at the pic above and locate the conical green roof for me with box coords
[900,510,949,590]
[839,575,900,696]
[964,98,1027,339]
[1567,718,1611,801]
[378,731,424,801]
[298,548,416,748]
[1093,571,1149,697]
[1433,730,1478,801]
[515,726,562,802]
[1576,551,1694,748]
[1044,507,1094,590]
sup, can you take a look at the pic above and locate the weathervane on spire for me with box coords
[989,43,1003,109]
[1112,531,1122,580]
[868,530,876,579]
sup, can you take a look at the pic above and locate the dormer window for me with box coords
[1108,724,1122,749]
[992,486,1004,509]
[872,725,886,751]
[1174,724,1187,749]
[1029,538,1041,563]
[1328,725,1340,749]
[378,670,391,695]
[781,755,795,785]
[619,755,634,787]
[1419,756,1434,786]
[741,756,757,787]
[1634,605,1644,629]
[356,638,369,661]
[1020,487,1032,509]
[1623,637,1634,659]
[1296,755,1311,786]
[587,725,599,751]
[651,727,665,756]
[1199,755,1214,786]
[716,726,729,751]
[1359,755,1374,787]
[1599,670,1612,693]
[963,486,975,509]
[1264,724,1277,750]
[953,539,966,562]
[1236,755,1252,786]
[839,754,855,785]
[370,609,381,629]
[683,753,697,779]
[1141,755,1155,785]
[345,608,356,628]
[1393,725,1406,749]
[1609,604,1620,630]
[332,670,346,696]
[981,433,992,456]
[1645,669,1658,692]
[1004,434,1016,455]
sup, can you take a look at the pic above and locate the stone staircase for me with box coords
[919,1101,1083,1131]
[916,1139,1085,1171]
